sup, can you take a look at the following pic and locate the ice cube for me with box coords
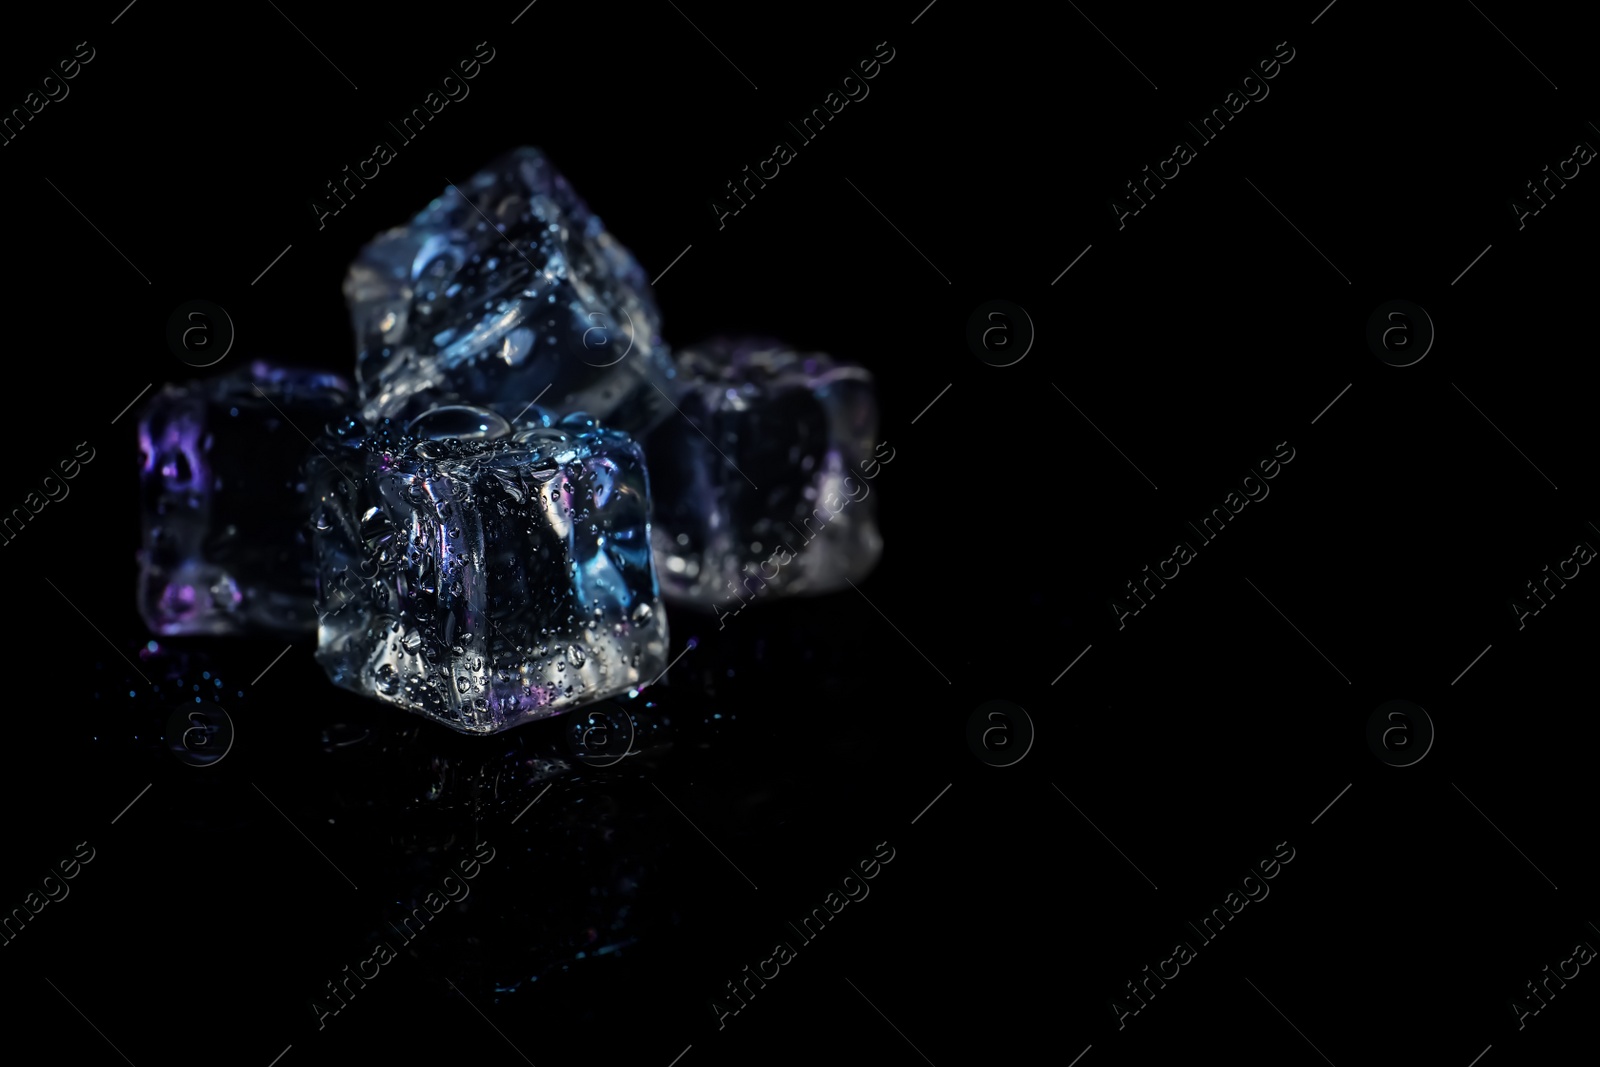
[310,404,669,734]
[346,146,672,433]
[644,338,885,610]
[137,361,351,636]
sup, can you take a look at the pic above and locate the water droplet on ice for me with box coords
[406,405,512,441]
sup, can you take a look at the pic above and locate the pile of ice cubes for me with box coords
[137,148,883,735]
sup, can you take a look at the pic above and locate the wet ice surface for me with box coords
[644,338,884,610]
[310,404,668,735]
[346,146,672,434]
[136,362,352,636]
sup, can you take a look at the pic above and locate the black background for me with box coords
[2,1,1596,1065]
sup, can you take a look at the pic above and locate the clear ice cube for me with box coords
[644,338,885,610]
[137,361,352,636]
[310,404,669,734]
[345,146,672,433]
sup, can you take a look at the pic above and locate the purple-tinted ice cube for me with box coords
[644,338,885,610]
[137,361,351,636]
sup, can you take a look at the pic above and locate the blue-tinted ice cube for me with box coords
[345,146,672,433]
[137,361,352,636]
[645,338,884,609]
[310,404,669,734]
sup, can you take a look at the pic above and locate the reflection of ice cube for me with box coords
[644,338,884,609]
[136,362,351,636]
[346,146,672,434]
[310,405,669,735]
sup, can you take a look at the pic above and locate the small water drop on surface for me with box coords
[406,405,512,441]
